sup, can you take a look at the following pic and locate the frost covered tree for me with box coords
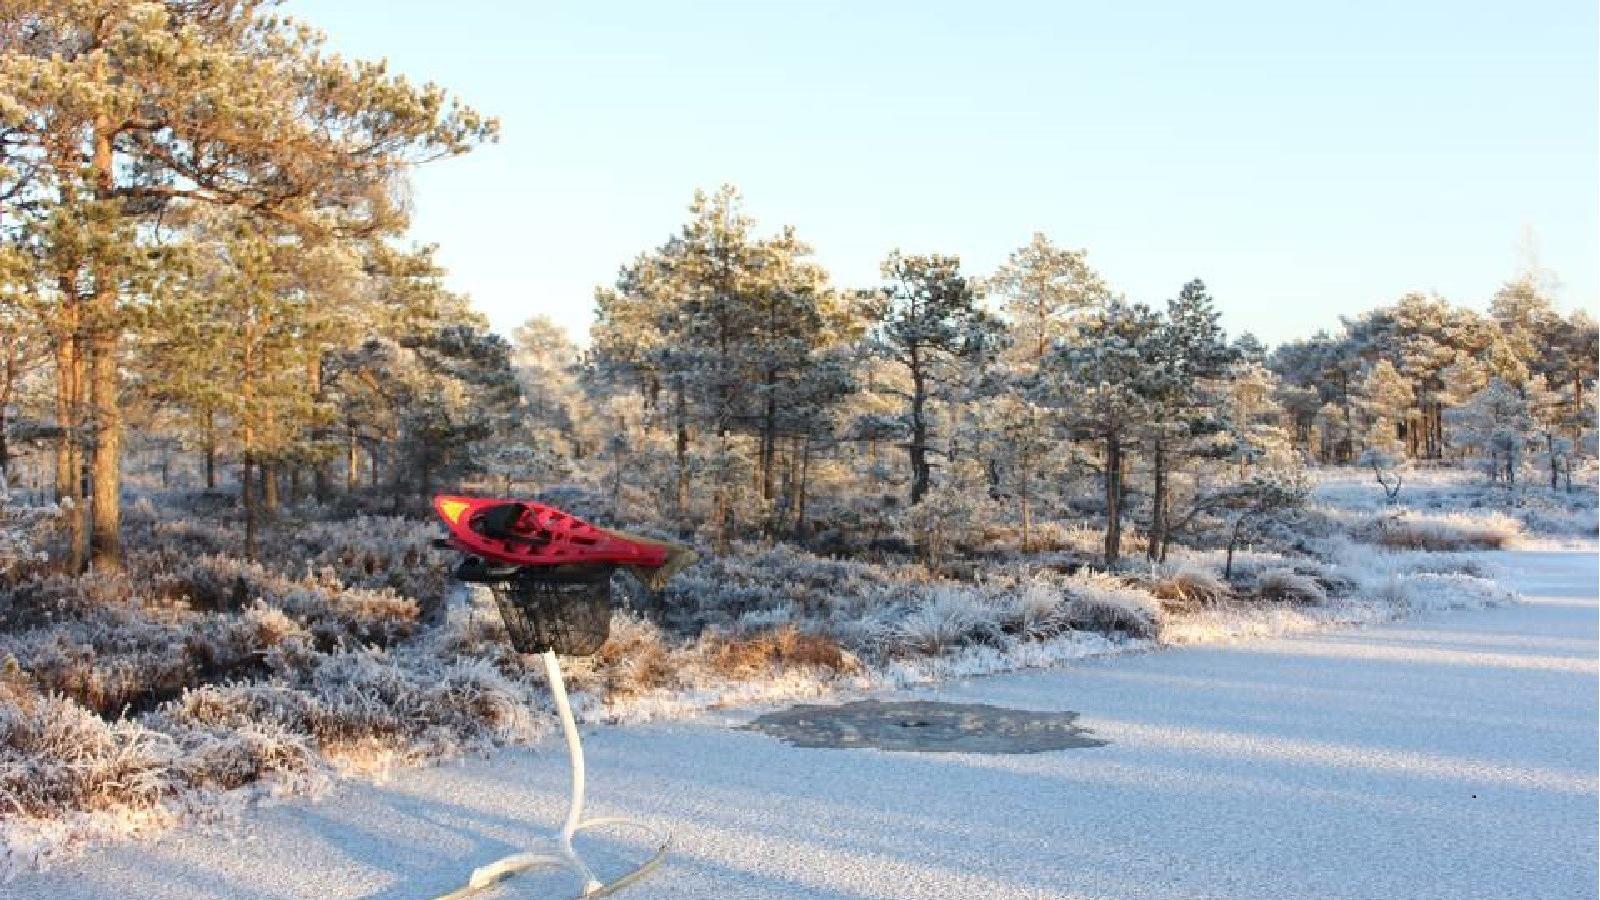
[1141,280,1235,561]
[1216,467,1309,580]
[988,234,1108,363]
[0,0,495,569]
[511,314,588,458]
[153,211,359,553]
[986,235,1111,550]
[590,186,853,540]
[865,251,1001,506]
[1448,378,1533,485]
[1356,360,1414,457]
[1041,298,1160,567]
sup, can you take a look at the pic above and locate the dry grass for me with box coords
[1150,567,1231,612]
[1369,513,1522,552]
[580,616,679,698]
[1254,567,1329,604]
[706,626,860,678]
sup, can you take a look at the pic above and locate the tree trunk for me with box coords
[908,349,930,505]
[242,450,257,560]
[262,461,279,511]
[313,462,331,502]
[1147,435,1166,563]
[87,322,121,571]
[795,436,811,538]
[759,369,777,502]
[53,286,87,572]
[1103,433,1123,568]
[203,407,217,490]
[346,425,360,491]
[86,120,123,571]
[674,382,690,539]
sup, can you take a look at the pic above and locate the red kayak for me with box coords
[433,494,675,569]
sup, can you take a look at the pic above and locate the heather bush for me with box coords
[0,695,175,819]
[993,577,1071,639]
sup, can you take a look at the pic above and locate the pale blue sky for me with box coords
[289,0,1597,346]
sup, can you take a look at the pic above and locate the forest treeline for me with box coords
[2,3,1595,576]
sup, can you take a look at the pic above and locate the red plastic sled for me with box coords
[433,495,670,569]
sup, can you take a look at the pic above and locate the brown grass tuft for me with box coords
[706,626,861,678]
[1150,567,1231,612]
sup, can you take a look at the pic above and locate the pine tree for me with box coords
[1142,280,1235,561]
[866,251,1001,506]
[0,0,495,569]
[1355,360,1415,457]
[1042,297,1160,567]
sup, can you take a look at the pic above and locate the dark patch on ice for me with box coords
[741,699,1109,753]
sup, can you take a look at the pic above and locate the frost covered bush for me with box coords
[1385,573,1517,612]
[900,481,999,569]
[0,692,175,819]
[1253,567,1328,604]
[167,556,420,648]
[0,502,62,582]
[0,604,306,715]
[153,652,539,770]
[885,586,1001,656]
[275,516,452,608]
[1061,572,1163,639]
[573,615,678,699]
[1367,512,1523,552]
[993,577,1071,639]
[659,543,915,633]
[1149,566,1231,611]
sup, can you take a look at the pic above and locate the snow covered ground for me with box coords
[6,547,1595,900]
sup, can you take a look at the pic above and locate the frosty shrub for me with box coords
[0,693,175,819]
[885,586,1001,656]
[901,482,998,570]
[658,542,914,633]
[992,577,1070,640]
[1390,573,1517,612]
[1061,572,1163,639]
[152,650,540,771]
[1253,567,1329,604]
[275,516,453,610]
[577,614,678,699]
[704,626,859,678]
[1369,512,1522,552]
[1149,567,1231,611]
[169,556,421,648]
[0,502,62,582]
[0,604,304,715]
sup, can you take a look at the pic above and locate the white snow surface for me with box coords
[6,548,1595,900]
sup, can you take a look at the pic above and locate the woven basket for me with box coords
[488,564,614,656]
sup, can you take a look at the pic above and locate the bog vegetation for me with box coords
[0,0,1595,870]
